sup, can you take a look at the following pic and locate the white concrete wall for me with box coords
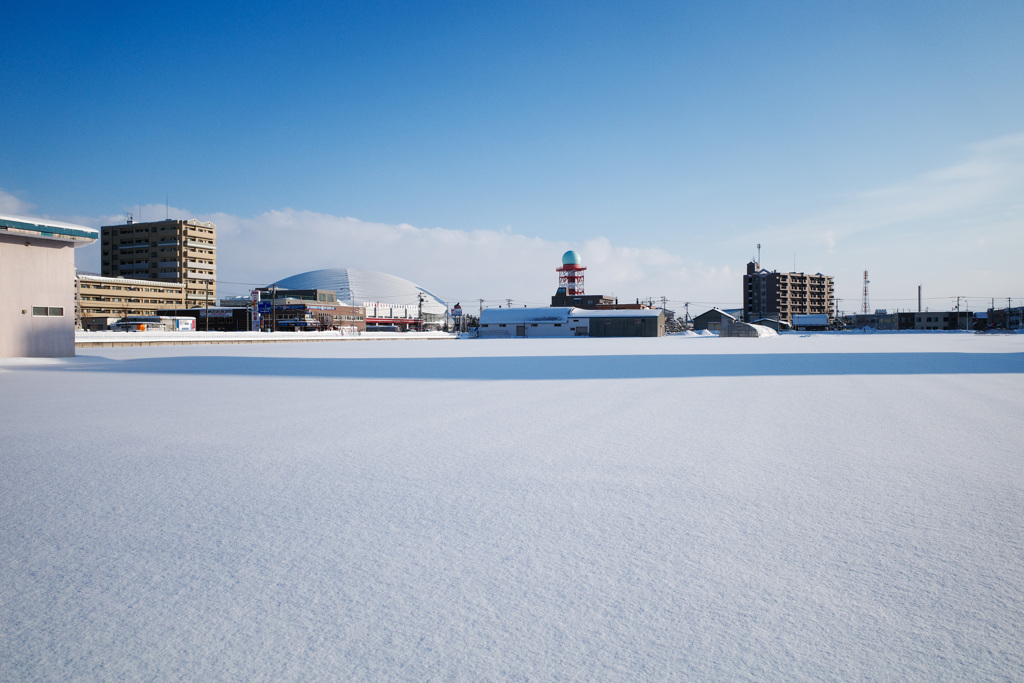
[0,234,77,357]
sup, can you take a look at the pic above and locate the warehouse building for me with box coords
[1,214,97,357]
[692,308,740,332]
[479,307,664,338]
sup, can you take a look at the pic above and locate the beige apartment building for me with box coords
[100,218,216,307]
[76,274,185,327]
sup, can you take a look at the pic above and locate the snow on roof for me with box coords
[77,273,185,288]
[570,307,662,318]
[0,214,98,243]
[481,307,574,323]
[480,307,663,324]
[721,321,779,337]
[697,308,737,321]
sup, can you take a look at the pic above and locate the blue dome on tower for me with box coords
[562,250,582,266]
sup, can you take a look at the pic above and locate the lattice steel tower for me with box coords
[862,270,870,314]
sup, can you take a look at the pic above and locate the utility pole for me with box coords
[75,272,82,330]
[271,284,278,332]
[205,279,210,332]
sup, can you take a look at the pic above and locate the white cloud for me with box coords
[753,132,1024,249]
[208,209,725,307]
[43,132,1024,316]
[63,202,733,310]
[735,132,1024,305]
[0,189,35,215]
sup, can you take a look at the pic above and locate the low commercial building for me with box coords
[587,309,665,337]
[111,315,196,332]
[1,215,97,357]
[255,288,366,332]
[550,292,618,308]
[362,301,422,331]
[909,311,975,331]
[841,311,899,330]
[158,307,249,332]
[986,306,1023,330]
[478,307,664,338]
[791,313,830,331]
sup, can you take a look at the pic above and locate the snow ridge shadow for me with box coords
[63,352,1024,380]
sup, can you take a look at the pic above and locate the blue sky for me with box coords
[3,1,1022,313]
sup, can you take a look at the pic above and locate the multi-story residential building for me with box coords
[76,273,185,328]
[743,261,834,325]
[100,218,216,308]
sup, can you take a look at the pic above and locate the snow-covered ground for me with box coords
[2,334,1022,680]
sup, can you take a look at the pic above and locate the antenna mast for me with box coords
[862,270,870,314]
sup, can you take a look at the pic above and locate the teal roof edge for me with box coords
[0,216,99,240]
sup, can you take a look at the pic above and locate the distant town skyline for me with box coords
[3,2,1022,313]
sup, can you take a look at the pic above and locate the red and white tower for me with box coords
[556,250,586,295]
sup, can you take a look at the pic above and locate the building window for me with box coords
[32,306,64,317]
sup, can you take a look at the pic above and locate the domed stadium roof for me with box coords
[270,268,447,316]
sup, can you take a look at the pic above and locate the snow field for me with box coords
[1,334,1022,680]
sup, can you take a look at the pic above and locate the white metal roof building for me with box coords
[479,307,664,338]
[1,214,98,357]
[270,268,447,321]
